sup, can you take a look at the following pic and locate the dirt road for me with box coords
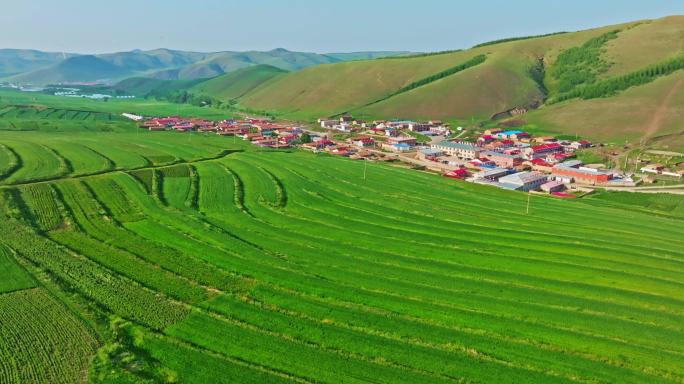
[644,77,683,139]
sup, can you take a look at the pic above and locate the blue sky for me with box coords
[1,0,683,53]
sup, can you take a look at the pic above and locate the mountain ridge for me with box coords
[1,48,411,85]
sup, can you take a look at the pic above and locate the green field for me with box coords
[0,289,98,384]
[1,93,684,383]
[0,89,236,120]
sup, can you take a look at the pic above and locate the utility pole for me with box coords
[624,152,629,171]
[526,193,531,215]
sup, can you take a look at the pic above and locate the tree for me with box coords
[299,133,312,144]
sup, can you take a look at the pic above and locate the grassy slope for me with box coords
[113,77,207,97]
[522,17,684,148]
[238,23,634,120]
[8,55,128,84]
[357,23,646,121]
[354,45,541,120]
[236,16,683,148]
[0,49,74,78]
[190,65,288,100]
[239,50,485,118]
[524,70,684,146]
[601,16,684,78]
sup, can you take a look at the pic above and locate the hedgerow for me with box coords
[549,54,684,103]
[472,31,568,48]
[551,30,619,93]
[369,54,487,105]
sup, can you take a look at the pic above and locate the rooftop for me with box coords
[499,130,526,135]
[481,150,520,159]
[434,141,479,150]
[498,171,547,185]
[420,149,443,155]
[474,167,511,177]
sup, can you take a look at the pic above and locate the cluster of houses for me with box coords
[640,163,684,179]
[318,116,451,137]
[420,128,628,195]
[134,113,671,195]
[137,115,305,148]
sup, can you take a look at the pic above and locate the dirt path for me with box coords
[644,76,683,139]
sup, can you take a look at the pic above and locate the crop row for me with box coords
[2,138,684,383]
[0,194,189,329]
[105,159,684,381]
[0,288,98,384]
[18,184,63,232]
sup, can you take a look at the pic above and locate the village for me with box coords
[127,113,684,197]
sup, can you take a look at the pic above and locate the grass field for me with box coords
[2,83,684,384]
[191,64,288,101]
[0,89,235,120]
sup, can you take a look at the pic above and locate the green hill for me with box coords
[235,22,630,119]
[238,49,487,118]
[3,48,408,85]
[190,65,288,101]
[147,49,409,80]
[233,16,683,148]
[113,77,208,97]
[8,55,127,84]
[0,49,76,78]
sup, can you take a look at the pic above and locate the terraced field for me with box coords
[2,119,684,383]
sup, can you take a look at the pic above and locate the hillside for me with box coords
[0,49,76,78]
[239,50,487,118]
[523,70,684,147]
[190,65,288,100]
[236,22,635,119]
[8,55,126,84]
[324,51,411,61]
[112,77,208,97]
[2,48,409,85]
[149,48,336,80]
[233,16,683,147]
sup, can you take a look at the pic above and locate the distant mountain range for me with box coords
[0,48,411,85]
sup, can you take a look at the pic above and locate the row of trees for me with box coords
[473,31,568,49]
[376,49,463,60]
[369,54,486,106]
[152,90,220,108]
[549,54,684,103]
[551,30,619,93]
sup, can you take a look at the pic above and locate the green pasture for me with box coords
[1,94,684,383]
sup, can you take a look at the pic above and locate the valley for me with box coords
[1,10,684,384]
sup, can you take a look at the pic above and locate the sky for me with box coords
[1,0,683,54]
